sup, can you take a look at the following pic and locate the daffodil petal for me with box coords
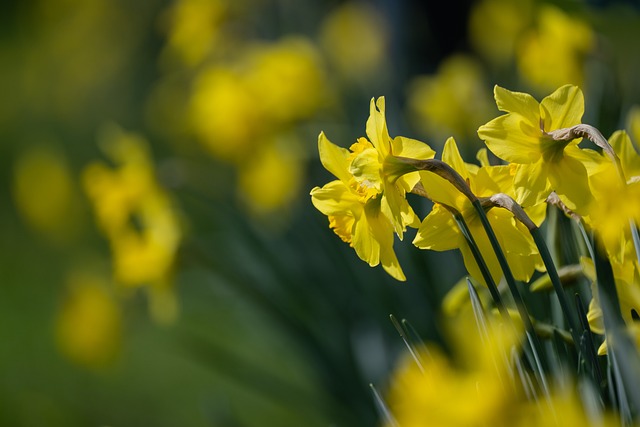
[350,147,382,192]
[493,85,540,127]
[539,84,584,131]
[478,114,542,163]
[391,135,436,160]
[366,97,390,156]
[413,204,460,251]
[476,148,490,167]
[609,130,640,179]
[442,137,471,181]
[419,170,465,210]
[514,161,552,206]
[547,155,592,213]
[318,132,352,183]
[310,180,360,216]
[352,207,381,267]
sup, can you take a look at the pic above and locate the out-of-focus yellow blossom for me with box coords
[387,308,618,426]
[468,0,533,65]
[478,85,604,212]
[442,276,492,316]
[238,139,303,216]
[414,138,544,286]
[585,131,640,262]
[190,66,261,162]
[243,37,326,124]
[516,6,594,94]
[386,311,522,427]
[349,97,436,239]
[628,106,640,146]
[514,386,619,427]
[407,55,494,142]
[319,1,388,82]
[12,144,82,243]
[583,257,640,355]
[161,0,227,68]
[189,37,326,215]
[56,273,122,369]
[311,129,412,281]
[190,38,325,162]
[82,126,182,323]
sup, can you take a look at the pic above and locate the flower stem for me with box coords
[452,212,508,319]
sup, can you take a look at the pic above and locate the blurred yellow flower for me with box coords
[386,310,522,427]
[516,5,594,94]
[478,85,603,212]
[161,0,227,68]
[188,37,326,215]
[585,131,640,263]
[244,37,326,124]
[583,256,640,355]
[238,139,304,216]
[319,1,388,82]
[407,55,494,142]
[12,143,82,243]
[468,0,533,65]
[83,126,182,323]
[628,106,640,146]
[190,65,260,162]
[514,386,618,427]
[190,37,325,163]
[56,273,122,369]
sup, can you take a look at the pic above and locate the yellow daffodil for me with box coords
[349,97,436,240]
[413,137,544,286]
[311,98,434,281]
[478,84,603,213]
[310,133,404,280]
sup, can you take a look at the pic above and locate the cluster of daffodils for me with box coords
[312,84,640,425]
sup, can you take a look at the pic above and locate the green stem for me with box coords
[593,238,640,420]
[471,200,535,335]
[530,228,582,343]
[471,199,549,393]
[452,213,508,319]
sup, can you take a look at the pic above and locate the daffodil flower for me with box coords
[310,133,406,280]
[478,84,602,213]
[311,98,435,281]
[413,137,544,285]
[349,97,436,239]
